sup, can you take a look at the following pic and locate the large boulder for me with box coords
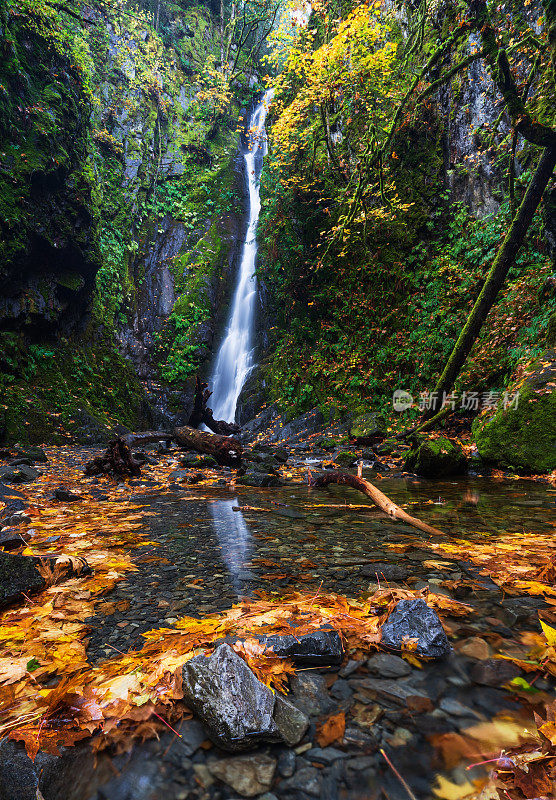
[0,465,39,484]
[404,436,467,477]
[181,644,308,751]
[472,350,556,473]
[380,598,451,659]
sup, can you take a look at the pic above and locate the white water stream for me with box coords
[209,89,274,423]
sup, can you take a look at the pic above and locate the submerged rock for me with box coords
[472,350,556,473]
[380,598,451,659]
[208,753,276,797]
[404,436,467,478]
[53,487,82,502]
[181,644,307,751]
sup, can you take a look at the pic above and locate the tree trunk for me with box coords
[189,377,241,436]
[310,471,445,537]
[173,425,243,466]
[84,438,143,477]
[425,145,556,417]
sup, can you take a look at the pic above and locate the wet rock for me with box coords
[273,692,309,746]
[0,528,28,550]
[182,644,280,750]
[360,563,407,581]
[457,637,491,660]
[180,453,218,468]
[15,446,48,463]
[334,451,358,467]
[277,749,296,777]
[181,644,305,750]
[208,753,276,797]
[179,719,208,756]
[0,552,46,608]
[339,659,363,677]
[404,436,467,478]
[280,765,322,797]
[366,653,412,678]
[0,465,39,484]
[53,487,82,502]
[343,726,379,750]
[237,468,283,487]
[289,673,335,716]
[380,598,451,659]
[255,626,343,666]
[306,747,350,764]
[470,658,520,686]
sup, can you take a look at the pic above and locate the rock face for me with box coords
[181,644,307,751]
[472,350,556,473]
[0,552,46,609]
[380,599,451,659]
[404,436,467,478]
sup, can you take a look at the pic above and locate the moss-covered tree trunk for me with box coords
[426,146,556,416]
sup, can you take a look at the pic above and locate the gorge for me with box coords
[1,1,556,799]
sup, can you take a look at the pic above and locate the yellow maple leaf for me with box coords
[540,619,556,646]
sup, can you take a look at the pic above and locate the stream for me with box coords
[3,444,554,800]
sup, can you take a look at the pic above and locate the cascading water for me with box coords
[208,89,274,423]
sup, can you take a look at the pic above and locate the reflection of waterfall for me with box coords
[209,89,274,423]
[209,498,252,591]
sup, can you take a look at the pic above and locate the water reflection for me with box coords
[209,497,252,593]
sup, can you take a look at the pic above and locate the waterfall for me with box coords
[209,88,274,423]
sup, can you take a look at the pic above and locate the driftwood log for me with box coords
[84,438,142,477]
[189,377,241,436]
[310,471,445,537]
[174,425,242,467]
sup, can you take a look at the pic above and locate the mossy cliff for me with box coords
[0,0,257,442]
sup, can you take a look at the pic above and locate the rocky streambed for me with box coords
[0,441,555,800]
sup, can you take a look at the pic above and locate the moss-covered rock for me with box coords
[404,436,467,477]
[350,413,386,442]
[472,350,556,473]
[334,451,358,467]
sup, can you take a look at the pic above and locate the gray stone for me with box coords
[305,747,350,763]
[179,718,208,756]
[256,626,343,666]
[0,465,38,484]
[289,673,335,716]
[342,726,378,750]
[380,599,451,659]
[351,677,428,705]
[273,692,309,746]
[208,754,276,797]
[470,658,520,687]
[16,446,48,463]
[182,644,280,750]
[280,766,322,797]
[339,659,362,677]
[0,528,29,550]
[0,552,46,609]
[367,653,412,678]
[277,749,296,777]
[330,679,353,701]
[53,487,82,502]
[360,563,407,581]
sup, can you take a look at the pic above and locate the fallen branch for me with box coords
[309,471,445,537]
[173,425,242,467]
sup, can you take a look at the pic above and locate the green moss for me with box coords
[404,436,467,477]
[472,350,556,473]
